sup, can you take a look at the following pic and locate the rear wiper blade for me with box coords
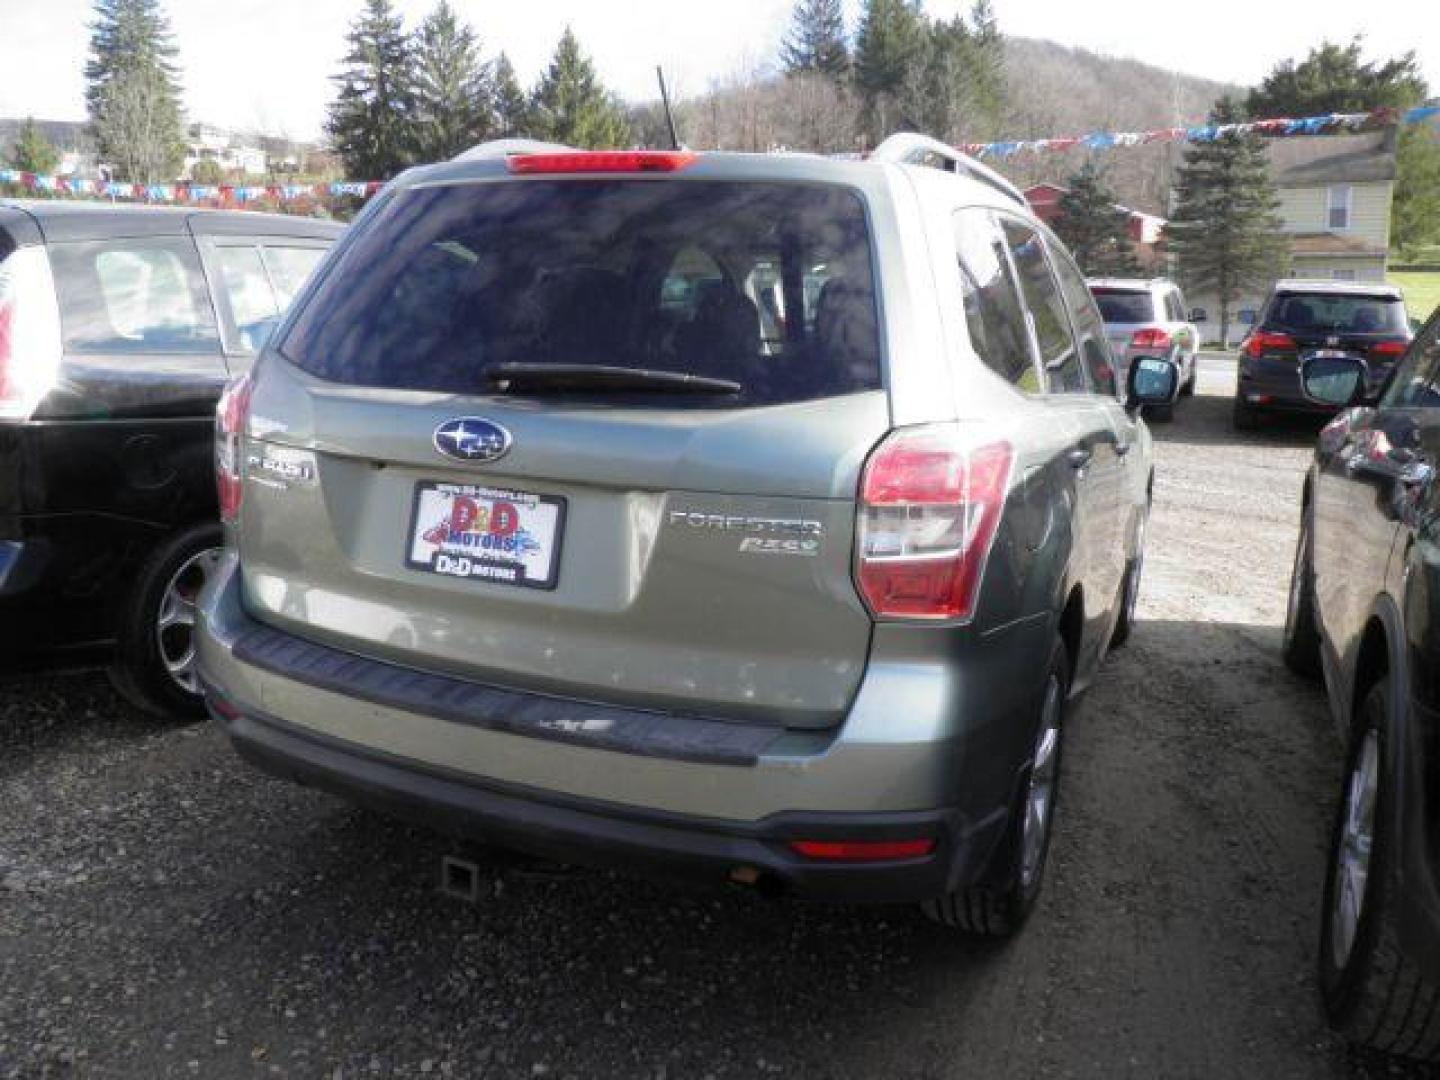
[482,363,741,395]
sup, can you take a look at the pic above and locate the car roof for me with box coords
[0,199,344,243]
[1271,278,1402,298]
[1086,277,1176,292]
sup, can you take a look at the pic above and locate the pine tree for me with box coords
[854,0,927,143]
[410,1,492,162]
[1167,98,1288,347]
[490,53,529,138]
[1051,162,1140,276]
[9,118,60,175]
[910,16,970,143]
[1247,38,1427,119]
[966,0,1005,136]
[326,0,414,180]
[780,0,849,79]
[84,0,185,182]
[529,28,629,149]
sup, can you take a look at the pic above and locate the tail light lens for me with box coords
[1243,331,1296,360]
[1370,340,1408,360]
[1130,327,1172,350]
[216,373,253,523]
[0,245,63,421]
[856,426,1013,621]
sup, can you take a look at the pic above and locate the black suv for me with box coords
[0,201,342,716]
[1234,280,1411,430]
[1284,308,1440,1063]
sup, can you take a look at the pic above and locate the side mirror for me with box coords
[1301,355,1367,409]
[1126,355,1179,413]
[1189,308,1207,323]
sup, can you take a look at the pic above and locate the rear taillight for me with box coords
[1370,340,1408,359]
[0,246,63,421]
[1130,327,1172,350]
[1243,331,1296,360]
[506,150,698,174]
[216,373,254,523]
[855,426,1013,621]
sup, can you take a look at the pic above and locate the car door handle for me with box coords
[1066,448,1093,470]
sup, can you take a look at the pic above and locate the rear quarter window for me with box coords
[279,179,883,407]
[49,237,218,355]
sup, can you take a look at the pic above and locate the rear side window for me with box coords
[261,245,326,307]
[1047,241,1116,398]
[953,209,1038,391]
[999,218,1084,393]
[1266,291,1409,335]
[49,238,218,355]
[1092,288,1154,324]
[215,245,281,353]
[280,180,882,407]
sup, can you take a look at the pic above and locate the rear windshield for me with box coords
[1266,292,1409,334]
[1090,288,1154,324]
[279,179,882,406]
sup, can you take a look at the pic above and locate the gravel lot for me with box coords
[0,354,1423,1079]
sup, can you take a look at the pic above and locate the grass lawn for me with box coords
[1390,271,1440,323]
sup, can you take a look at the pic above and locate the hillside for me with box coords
[994,38,1242,214]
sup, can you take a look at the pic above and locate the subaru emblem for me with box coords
[433,418,512,463]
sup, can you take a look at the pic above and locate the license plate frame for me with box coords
[404,481,566,591]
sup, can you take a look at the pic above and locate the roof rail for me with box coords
[870,133,1026,207]
[452,138,575,162]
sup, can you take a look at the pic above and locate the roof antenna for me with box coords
[656,65,682,150]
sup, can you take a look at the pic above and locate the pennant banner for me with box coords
[958,103,1439,161]
[2,104,1438,206]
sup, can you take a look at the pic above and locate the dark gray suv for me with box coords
[196,136,1172,934]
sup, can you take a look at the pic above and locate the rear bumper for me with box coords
[209,694,983,903]
[0,515,164,653]
[1237,357,1390,412]
[197,552,1048,902]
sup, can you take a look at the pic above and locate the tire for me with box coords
[1320,681,1440,1064]
[1111,501,1149,649]
[1232,396,1260,431]
[108,522,225,720]
[922,636,1069,937]
[1282,511,1323,679]
[1180,364,1197,397]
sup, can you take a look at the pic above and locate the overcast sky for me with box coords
[0,0,1436,140]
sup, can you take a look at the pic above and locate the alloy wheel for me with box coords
[1331,728,1379,969]
[1020,673,1063,890]
[155,547,223,695]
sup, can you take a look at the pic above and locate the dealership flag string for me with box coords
[3,104,1437,207]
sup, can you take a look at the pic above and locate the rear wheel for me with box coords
[1320,681,1440,1064]
[1282,512,1322,679]
[109,522,224,720]
[1180,358,1197,397]
[922,636,1068,936]
[1110,501,1148,649]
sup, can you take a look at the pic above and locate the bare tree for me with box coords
[94,66,183,183]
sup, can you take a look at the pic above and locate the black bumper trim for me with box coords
[211,698,985,904]
[231,622,791,767]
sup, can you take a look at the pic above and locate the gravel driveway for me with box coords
[0,354,1420,1078]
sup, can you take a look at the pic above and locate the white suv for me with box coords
[1089,277,1200,418]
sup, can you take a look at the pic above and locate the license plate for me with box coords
[1308,349,1351,360]
[405,482,565,590]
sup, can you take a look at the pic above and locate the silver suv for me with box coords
[196,136,1171,934]
[1089,277,1199,419]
